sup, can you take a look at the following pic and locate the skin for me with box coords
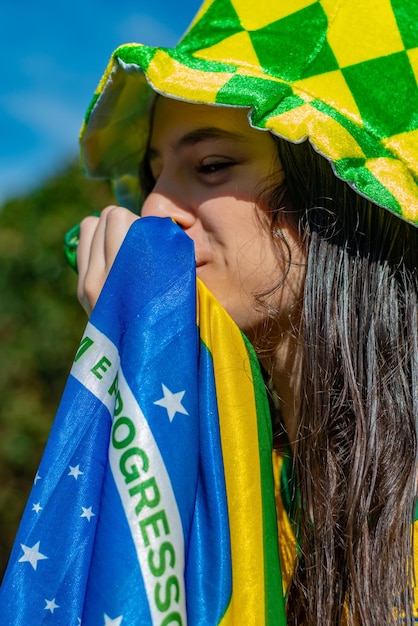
[77,97,306,441]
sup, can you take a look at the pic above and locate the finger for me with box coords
[77,207,118,314]
[76,214,101,284]
[77,206,138,315]
[100,205,138,271]
[77,208,116,315]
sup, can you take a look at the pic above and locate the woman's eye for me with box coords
[197,160,236,177]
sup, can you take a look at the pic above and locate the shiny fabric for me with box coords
[80,0,418,226]
[0,218,286,625]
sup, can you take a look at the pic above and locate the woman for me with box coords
[72,0,418,623]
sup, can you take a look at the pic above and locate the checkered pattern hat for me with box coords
[80,0,418,226]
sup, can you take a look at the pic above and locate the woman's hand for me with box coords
[77,205,139,316]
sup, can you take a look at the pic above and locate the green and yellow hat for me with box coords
[80,0,418,226]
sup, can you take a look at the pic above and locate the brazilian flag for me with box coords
[0,218,286,625]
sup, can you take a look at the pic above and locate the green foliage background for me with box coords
[0,162,114,578]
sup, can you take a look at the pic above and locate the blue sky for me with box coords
[1,0,201,204]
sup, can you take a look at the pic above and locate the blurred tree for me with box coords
[0,161,115,578]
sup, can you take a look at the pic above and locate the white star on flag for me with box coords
[81,506,95,522]
[33,471,41,485]
[154,383,189,422]
[44,598,59,613]
[104,613,123,625]
[68,464,84,479]
[32,502,43,514]
[18,541,48,570]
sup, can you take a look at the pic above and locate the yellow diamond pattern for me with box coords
[82,0,418,225]
[230,0,316,31]
[236,66,287,84]
[147,50,232,102]
[325,0,405,68]
[319,0,341,24]
[265,104,365,161]
[194,31,261,70]
[293,70,362,126]
[366,158,418,222]
[383,129,418,179]
[408,48,418,82]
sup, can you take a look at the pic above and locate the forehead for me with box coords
[150,97,267,148]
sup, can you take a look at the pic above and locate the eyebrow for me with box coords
[148,126,249,161]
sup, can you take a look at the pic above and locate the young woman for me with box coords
[76,0,418,623]
[78,95,418,626]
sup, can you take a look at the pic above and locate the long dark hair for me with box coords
[269,139,418,625]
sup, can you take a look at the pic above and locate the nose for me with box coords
[141,187,196,230]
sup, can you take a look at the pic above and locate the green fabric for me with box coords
[80,0,418,227]
[242,333,287,625]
